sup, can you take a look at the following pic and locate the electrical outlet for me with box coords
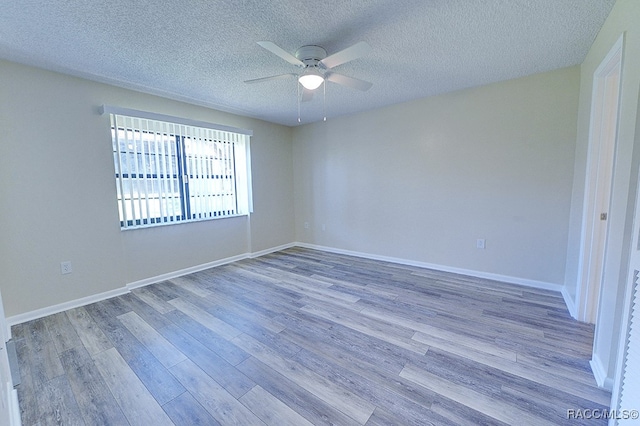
[60,261,72,275]
[304,222,310,229]
[476,239,486,249]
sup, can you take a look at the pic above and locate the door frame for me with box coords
[575,34,624,324]
[1,289,19,426]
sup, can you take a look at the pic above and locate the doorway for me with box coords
[576,35,624,324]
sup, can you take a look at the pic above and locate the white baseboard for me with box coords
[295,242,562,292]
[561,286,578,319]
[127,243,296,290]
[126,253,250,290]
[6,287,129,328]
[9,384,21,426]
[590,354,614,391]
[6,241,564,327]
[249,242,296,259]
[6,243,297,327]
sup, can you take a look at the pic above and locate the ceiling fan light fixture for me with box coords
[298,68,324,90]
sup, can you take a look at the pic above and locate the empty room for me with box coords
[1,0,640,425]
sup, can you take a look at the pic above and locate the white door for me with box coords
[576,34,624,324]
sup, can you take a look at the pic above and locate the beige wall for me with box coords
[0,55,592,334]
[293,66,580,286]
[0,60,294,318]
[564,0,640,387]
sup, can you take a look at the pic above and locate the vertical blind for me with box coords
[109,113,251,229]
[618,272,639,424]
[615,168,640,425]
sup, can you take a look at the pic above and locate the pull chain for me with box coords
[323,81,327,121]
[297,81,301,123]
[297,79,328,123]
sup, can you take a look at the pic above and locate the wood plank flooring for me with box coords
[12,248,611,425]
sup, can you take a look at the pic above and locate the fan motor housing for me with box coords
[295,45,327,67]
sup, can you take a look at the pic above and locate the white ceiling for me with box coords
[0,0,615,127]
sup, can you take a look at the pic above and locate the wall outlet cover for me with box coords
[60,261,72,274]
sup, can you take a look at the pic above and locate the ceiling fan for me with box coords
[245,41,373,97]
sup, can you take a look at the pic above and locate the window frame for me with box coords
[103,106,253,230]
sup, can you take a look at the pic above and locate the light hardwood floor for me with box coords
[13,248,611,425]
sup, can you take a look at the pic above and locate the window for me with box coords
[105,107,252,229]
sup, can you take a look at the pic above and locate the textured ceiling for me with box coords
[0,0,615,126]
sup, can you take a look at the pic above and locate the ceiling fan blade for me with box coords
[320,41,371,69]
[257,41,304,67]
[301,88,314,102]
[326,72,372,91]
[244,73,296,84]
